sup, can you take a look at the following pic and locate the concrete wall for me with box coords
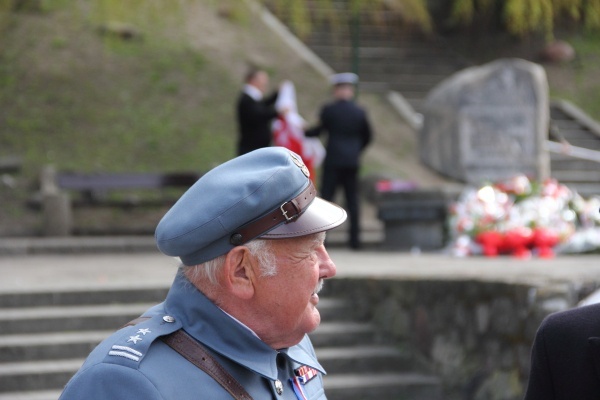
[325,277,597,400]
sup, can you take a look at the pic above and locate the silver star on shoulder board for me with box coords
[137,328,151,335]
[127,335,142,344]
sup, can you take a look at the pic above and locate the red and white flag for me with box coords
[273,81,325,182]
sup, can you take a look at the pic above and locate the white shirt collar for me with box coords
[243,84,263,101]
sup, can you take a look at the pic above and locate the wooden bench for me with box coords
[0,156,23,174]
[56,172,201,207]
[38,166,201,236]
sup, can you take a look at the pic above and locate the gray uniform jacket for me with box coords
[59,271,327,399]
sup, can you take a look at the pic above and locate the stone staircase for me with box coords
[548,100,600,197]
[269,1,470,111]
[269,1,600,197]
[0,287,166,399]
[0,285,441,400]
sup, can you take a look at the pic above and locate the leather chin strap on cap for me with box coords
[229,181,316,246]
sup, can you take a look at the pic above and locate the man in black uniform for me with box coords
[236,68,281,155]
[306,73,373,249]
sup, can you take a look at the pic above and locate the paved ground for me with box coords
[1,236,600,294]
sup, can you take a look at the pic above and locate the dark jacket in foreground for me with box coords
[524,302,600,399]
[59,271,327,399]
[236,91,278,155]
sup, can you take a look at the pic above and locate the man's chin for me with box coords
[306,310,321,333]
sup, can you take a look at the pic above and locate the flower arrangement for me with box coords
[448,175,600,258]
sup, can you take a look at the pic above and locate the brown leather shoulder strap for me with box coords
[161,329,253,400]
[122,317,253,400]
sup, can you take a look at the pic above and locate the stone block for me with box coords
[376,188,459,249]
[419,58,550,185]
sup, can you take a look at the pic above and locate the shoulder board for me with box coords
[102,314,182,368]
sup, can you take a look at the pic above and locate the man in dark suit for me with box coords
[236,68,280,155]
[524,302,600,399]
[306,73,373,249]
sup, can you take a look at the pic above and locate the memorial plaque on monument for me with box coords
[419,58,550,185]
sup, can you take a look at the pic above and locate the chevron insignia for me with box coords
[108,345,143,362]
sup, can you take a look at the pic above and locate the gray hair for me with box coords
[184,239,277,286]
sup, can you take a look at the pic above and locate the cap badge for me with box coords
[289,152,310,178]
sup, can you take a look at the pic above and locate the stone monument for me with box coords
[419,58,550,185]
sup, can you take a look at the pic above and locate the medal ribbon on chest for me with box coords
[294,365,318,384]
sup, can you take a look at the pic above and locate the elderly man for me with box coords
[59,147,346,400]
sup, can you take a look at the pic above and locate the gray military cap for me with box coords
[155,147,347,266]
[329,72,359,86]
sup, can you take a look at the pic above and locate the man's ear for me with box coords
[222,246,256,300]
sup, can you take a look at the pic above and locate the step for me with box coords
[310,49,465,68]
[360,72,447,86]
[0,359,82,392]
[551,170,600,182]
[307,42,461,57]
[0,390,63,400]
[559,141,600,151]
[309,322,376,347]
[316,298,356,321]
[299,27,454,44]
[552,126,600,141]
[551,156,600,171]
[363,79,440,92]
[0,235,160,255]
[0,330,112,362]
[0,300,352,363]
[561,182,600,197]
[550,107,571,119]
[305,34,425,48]
[325,226,383,248]
[555,128,600,142]
[316,345,415,373]
[309,44,462,59]
[359,82,393,92]
[0,286,168,308]
[352,65,456,79]
[552,119,600,136]
[324,372,442,400]
[0,303,153,334]
[551,118,586,130]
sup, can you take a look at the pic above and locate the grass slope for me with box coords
[1,2,239,176]
[0,0,429,235]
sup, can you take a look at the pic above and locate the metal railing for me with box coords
[546,140,600,164]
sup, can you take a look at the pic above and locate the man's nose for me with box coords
[318,247,337,279]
